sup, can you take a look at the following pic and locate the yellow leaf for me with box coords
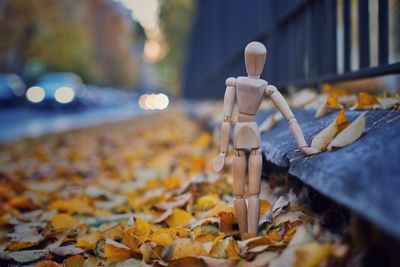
[327,94,343,109]
[294,242,331,267]
[149,232,176,247]
[64,255,85,267]
[210,237,240,259]
[104,238,132,262]
[196,194,220,210]
[192,225,220,243]
[51,214,79,229]
[48,197,93,215]
[152,227,190,238]
[165,208,193,228]
[75,232,101,250]
[122,217,151,250]
[328,112,366,151]
[162,238,208,260]
[354,92,378,109]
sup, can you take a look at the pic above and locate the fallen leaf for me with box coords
[195,194,220,210]
[51,213,79,229]
[162,238,208,260]
[328,112,366,151]
[312,110,350,151]
[165,208,193,228]
[294,242,331,267]
[35,261,62,267]
[122,216,151,250]
[377,97,399,109]
[192,225,220,243]
[155,192,192,210]
[64,255,85,267]
[104,238,133,262]
[8,249,47,263]
[50,245,85,256]
[354,92,378,109]
[149,232,176,247]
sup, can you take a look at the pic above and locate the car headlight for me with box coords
[55,87,75,104]
[26,86,45,103]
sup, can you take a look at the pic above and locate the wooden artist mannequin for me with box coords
[213,41,319,238]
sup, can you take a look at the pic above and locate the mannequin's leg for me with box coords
[233,149,247,237]
[248,148,262,235]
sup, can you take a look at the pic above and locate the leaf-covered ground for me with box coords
[0,109,350,266]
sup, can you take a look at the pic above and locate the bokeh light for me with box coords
[138,93,169,110]
[54,87,75,104]
[26,86,45,103]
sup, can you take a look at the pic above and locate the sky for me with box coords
[117,0,160,29]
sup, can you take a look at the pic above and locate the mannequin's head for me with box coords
[244,42,267,78]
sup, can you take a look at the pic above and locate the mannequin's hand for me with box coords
[300,146,320,156]
[213,153,226,172]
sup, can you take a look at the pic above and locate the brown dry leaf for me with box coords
[162,238,208,261]
[219,212,234,233]
[151,208,174,224]
[64,254,85,267]
[192,225,220,243]
[197,202,234,218]
[104,238,133,262]
[165,208,193,228]
[122,217,151,250]
[354,92,378,109]
[294,242,332,267]
[244,251,278,267]
[51,213,79,229]
[327,112,366,151]
[35,261,62,267]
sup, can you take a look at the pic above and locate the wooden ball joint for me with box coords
[213,42,319,238]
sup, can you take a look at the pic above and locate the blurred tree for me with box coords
[158,0,194,96]
[0,0,139,88]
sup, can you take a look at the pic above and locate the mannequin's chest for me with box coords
[236,77,267,115]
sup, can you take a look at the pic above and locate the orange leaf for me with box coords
[335,110,350,132]
[327,94,342,109]
[354,92,378,109]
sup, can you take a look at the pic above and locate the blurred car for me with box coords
[0,73,26,106]
[26,72,85,108]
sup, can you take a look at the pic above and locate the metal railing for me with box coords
[183,0,400,99]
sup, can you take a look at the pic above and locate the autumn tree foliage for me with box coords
[0,0,139,88]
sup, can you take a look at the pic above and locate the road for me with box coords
[0,103,143,142]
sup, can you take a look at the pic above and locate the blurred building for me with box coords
[183,0,400,99]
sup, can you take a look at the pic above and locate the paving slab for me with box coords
[257,109,400,237]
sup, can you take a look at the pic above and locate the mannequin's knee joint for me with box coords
[251,148,262,155]
[248,193,259,199]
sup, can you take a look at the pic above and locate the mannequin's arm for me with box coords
[266,85,319,155]
[213,77,236,172]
